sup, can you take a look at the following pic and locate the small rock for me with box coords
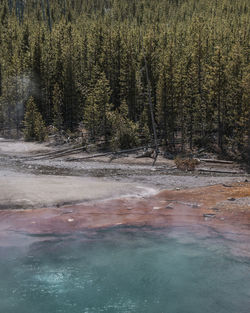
[165,206,174,210]
[153,207,161,210]
[176,188,180,191]
[212,207,220,211]
[67,218,74,222]
[203,213,216,218]
[192,204,200,208]
[245,179,248,182]
[227,198,236,201]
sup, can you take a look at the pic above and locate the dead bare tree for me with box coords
[248,107,250,166]
[142,43,159,166]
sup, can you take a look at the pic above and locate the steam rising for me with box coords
[0,73,38,133]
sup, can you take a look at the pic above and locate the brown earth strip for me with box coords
[0,182,249,253]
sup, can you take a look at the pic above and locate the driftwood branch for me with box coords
[198,169,242,174]
[23,146,84,160]
[66,146,153,162]
[200,159,234,164]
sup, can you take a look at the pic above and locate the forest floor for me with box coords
[0,137,250,256]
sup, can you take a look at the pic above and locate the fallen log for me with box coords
[135,149,154,158]
[200,159,234,164]
[66,146,151,162]
[44,147,85,159]
[20,145,82,160]
[198,169,243,174]
[21,147,85,161]
[66,151,112,161]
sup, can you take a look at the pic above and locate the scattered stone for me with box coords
[212,207,220,211]
[192,204,200,208]
[227,198,236,201]
[165,206,174,210]
[203,213,216,218]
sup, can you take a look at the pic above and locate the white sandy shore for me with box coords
[0,172,155,209]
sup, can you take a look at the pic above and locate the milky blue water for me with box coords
[0,228,249,313]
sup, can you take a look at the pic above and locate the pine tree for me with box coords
[206,46,228,151]
[0,62,2,97]
[226,43,245,152]
[84,72,111,142]
[24,97,47,141]
[108,99,140,150]
[52,83,63,130]
[0,0,248,159]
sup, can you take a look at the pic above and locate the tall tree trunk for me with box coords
[248,108,250,165]
[46,0,52,32]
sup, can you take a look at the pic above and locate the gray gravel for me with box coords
[1,137,249,209]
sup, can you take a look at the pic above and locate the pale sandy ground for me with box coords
[0,172,154,209]
[0,138,157,208]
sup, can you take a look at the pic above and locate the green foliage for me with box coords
[24,97,47,142]
[84,72,112,141]
[0,0,249,157]
[52,83,63,130]
[108,100,140,150]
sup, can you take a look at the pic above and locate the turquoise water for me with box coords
[0,228,249,313]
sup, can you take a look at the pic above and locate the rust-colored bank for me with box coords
[0,182,250,255]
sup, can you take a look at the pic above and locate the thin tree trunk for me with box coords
[46,0,52,32]
[142,44,159,165]
[248,108,250,165]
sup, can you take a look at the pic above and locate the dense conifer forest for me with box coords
[0,0,249,160]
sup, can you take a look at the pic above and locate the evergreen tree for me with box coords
[206,47,228,151]
[0,0,248,157]
[52,83,63,130]
[84,72,111,141]
[108,100,140,150]
[24,96,47,141]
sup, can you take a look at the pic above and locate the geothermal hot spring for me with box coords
[0,226,250,313]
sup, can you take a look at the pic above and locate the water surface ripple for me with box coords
[0,227,249,313]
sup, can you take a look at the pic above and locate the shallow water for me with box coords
[0,228,249,313]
